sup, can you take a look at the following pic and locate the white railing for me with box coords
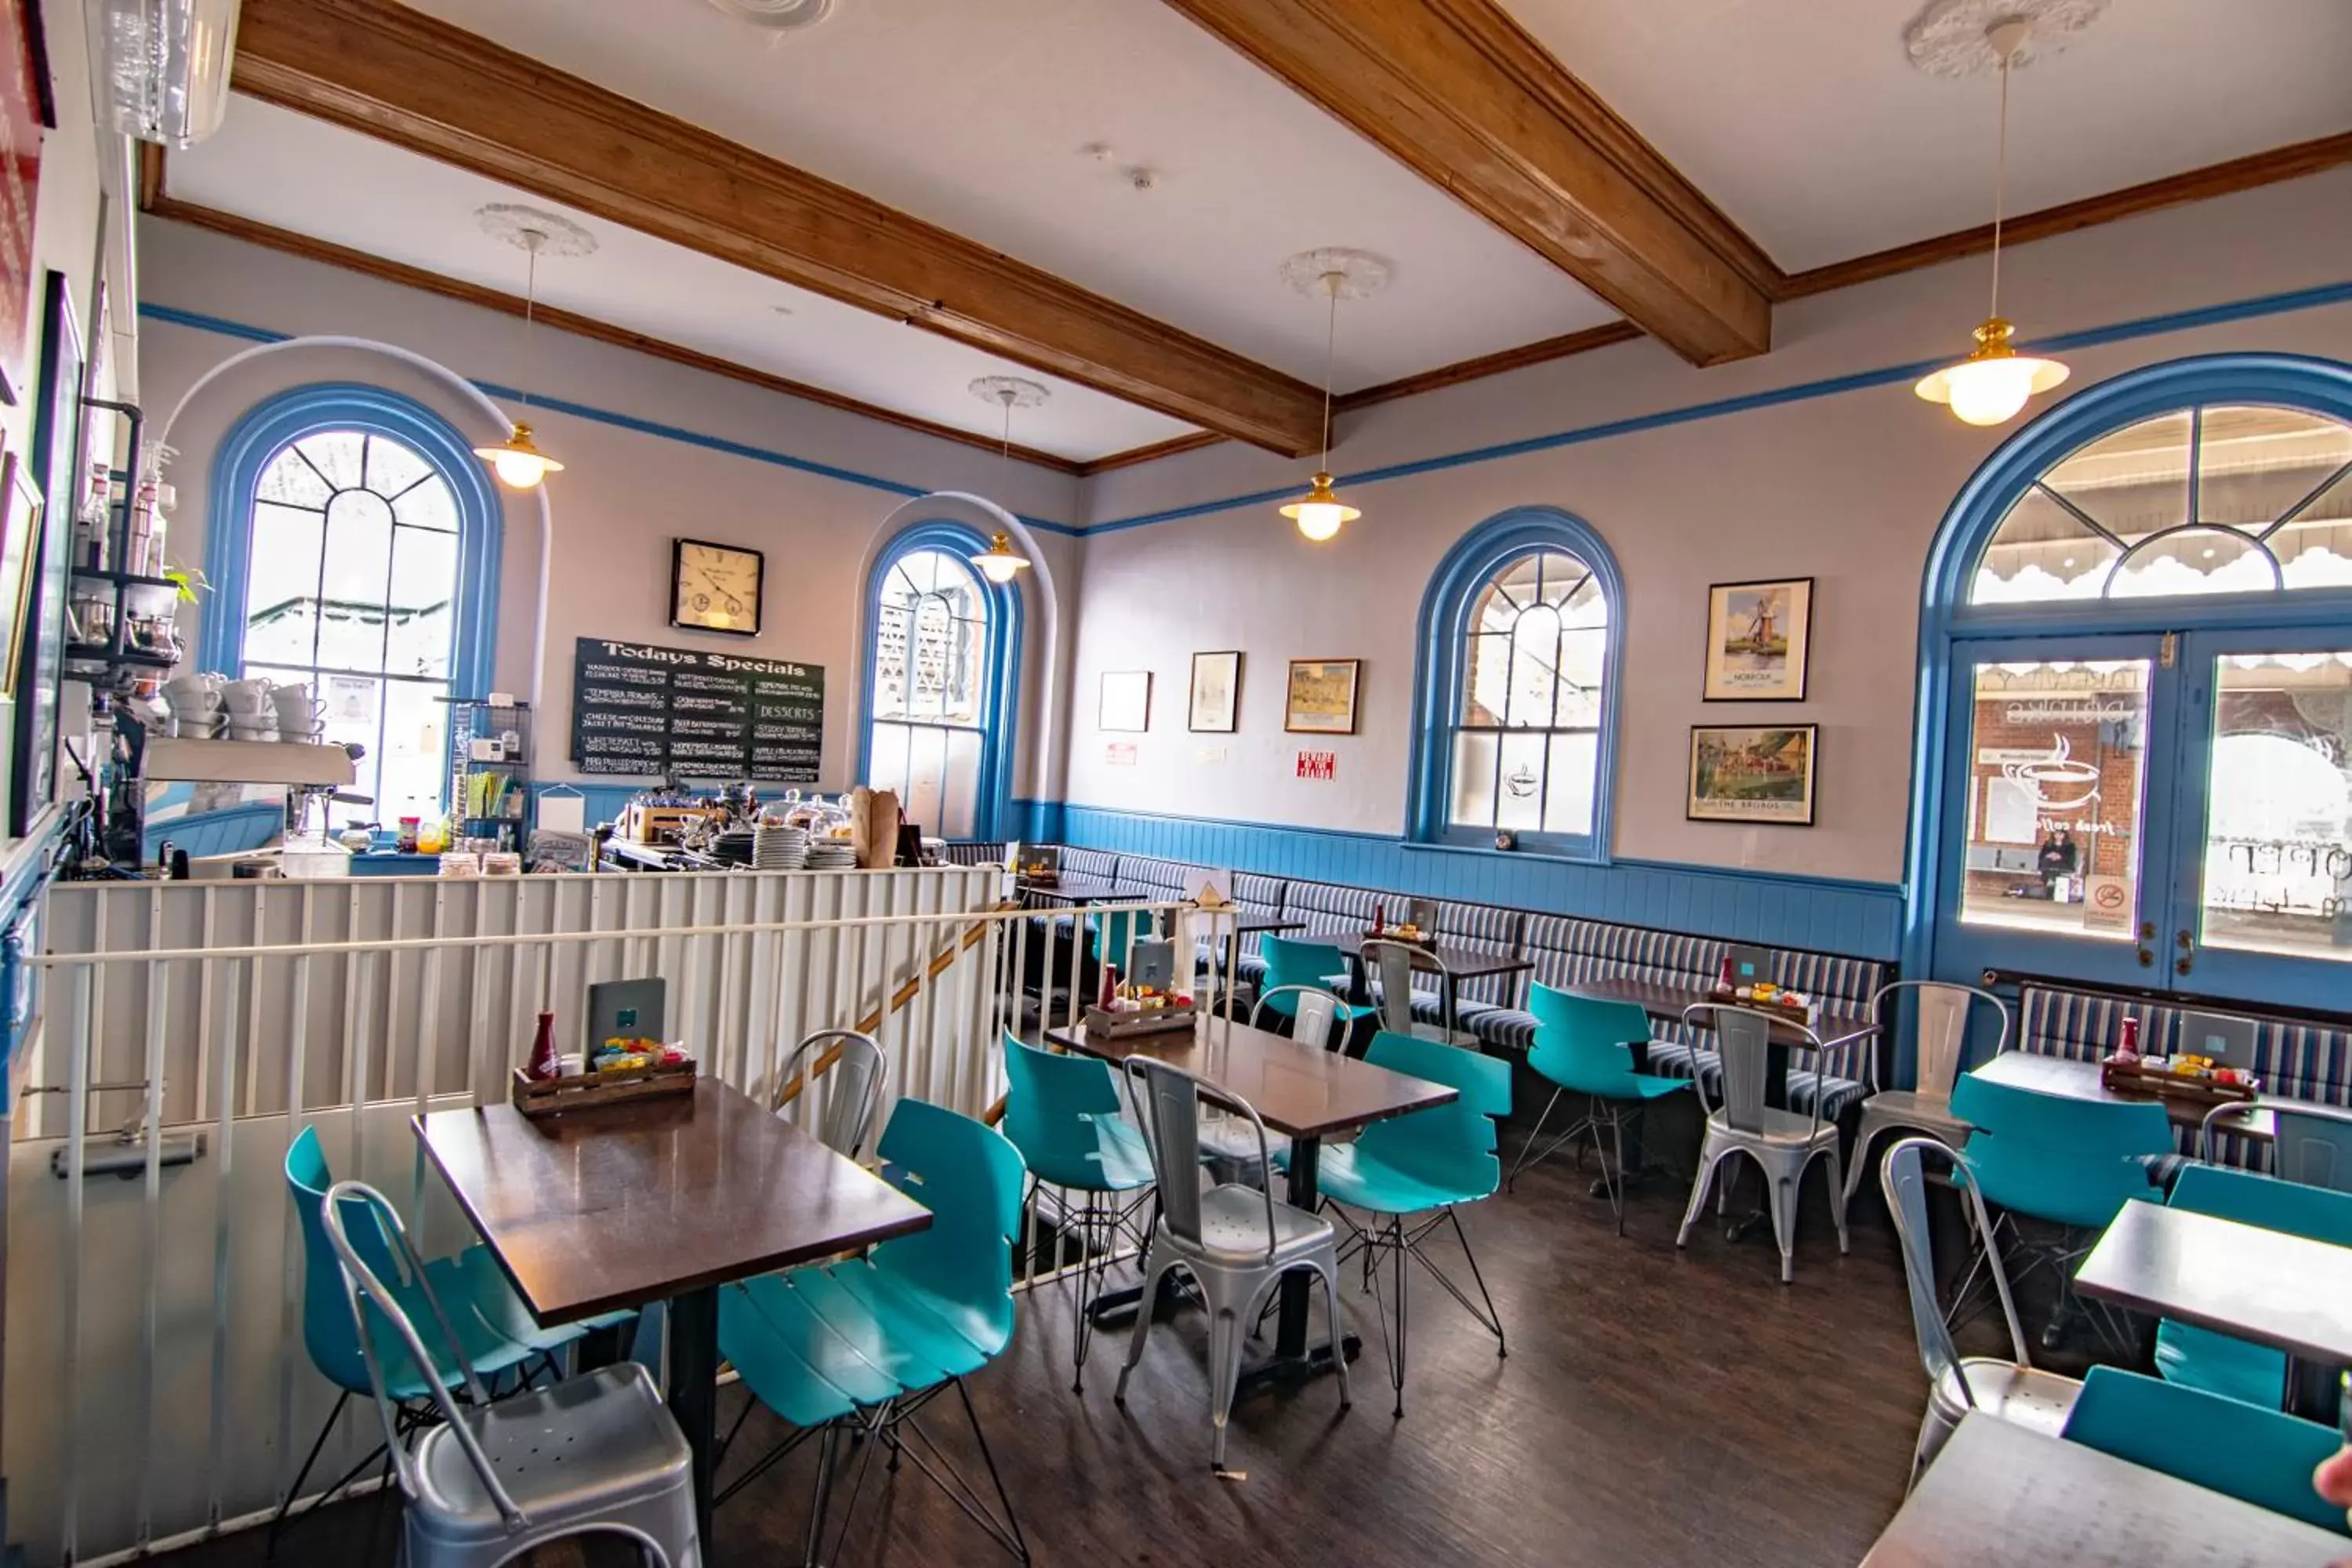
[4,867,1223,1567]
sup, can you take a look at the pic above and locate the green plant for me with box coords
[161,564,209,604]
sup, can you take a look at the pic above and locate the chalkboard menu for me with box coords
[571,637,824,781]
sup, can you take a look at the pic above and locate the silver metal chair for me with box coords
[1112,1057,1351,1472]
[1185,986,1347,1173]
[1675,1004,1851,1283]
[1248,985,1341,1051]
[320,1179,700,1568]
[1843,980,2009,1203]
[1879,1137,2081,1486]
[1361,938,1477,1047]
[2202,1098,2352,1189]
[775,1027,888,1159]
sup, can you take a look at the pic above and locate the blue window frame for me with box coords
[1408,506,1625,860]
[858,521,1023,840]
[201,383,503,821]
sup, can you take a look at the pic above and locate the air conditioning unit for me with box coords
[96,0,242,148]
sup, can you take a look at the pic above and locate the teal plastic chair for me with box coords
[1256,935,1377,1032]
[1317,1031,1512,1415]
[720,1098,1032,1563]
[1000,1031,1155,1392]
[1508,985,1688,1233]
[2061,1366,2348,1535]
[2155,1165,2352,1408]
[1949,1069,2172,1350]
[278,1127,545,1549]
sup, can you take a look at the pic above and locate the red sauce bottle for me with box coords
[527,1011,561,1080]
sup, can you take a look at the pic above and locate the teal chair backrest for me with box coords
[1000,1030,1121,1161]
[1356,1032,1511,1198]
[870,1098,1026,1334]
[1526,985,1654,1100]
[1089,909,1156,967]
[285,1126,427,1396]
[2171,1162,2352,1247]
[2061,1366,2347,1535]
[1950,1070,2172,1229]
[1258,936,1347,1018]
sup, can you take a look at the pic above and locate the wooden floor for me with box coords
[153,1134,1929,1567]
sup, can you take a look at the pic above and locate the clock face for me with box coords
[671,538,764,636]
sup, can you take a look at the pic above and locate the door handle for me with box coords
[2136,946,2154,968]
[2176,929,2194,977]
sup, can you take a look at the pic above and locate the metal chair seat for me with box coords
[1706,1104,1840,1149]
[411,1363,692,1544]
[1193,1181,1338,1265]
[1675,1005,1851,1284]
[1858,1088,1966,1131]
[1931,1358,2082,1439]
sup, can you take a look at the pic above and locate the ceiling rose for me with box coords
[1279,247,1392,301]
[706,0,834,31]
[475,203,598,257]
[969,376,1050,410]
[1904,0,2110,77]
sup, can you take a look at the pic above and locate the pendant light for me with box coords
[1915,17,2070,427]
[966,376,1046,584]
[1278,248,1389,542]
[473,205,595,488]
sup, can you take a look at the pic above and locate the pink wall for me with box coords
[1065,170,2352,884]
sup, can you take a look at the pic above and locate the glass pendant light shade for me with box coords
[1280,471,1359,543]
[1915,317,2071,426]
[473,421,564,489]
[970,531,1032,583]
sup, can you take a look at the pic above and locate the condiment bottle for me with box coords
[527,1011,560,1080]
[1098,963,1120,1011]
[2117,1014,2142,1061]
[1373,901,1385,935]
[1718,953,1736,992]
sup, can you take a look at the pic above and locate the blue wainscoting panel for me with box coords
[1040,802,1904,960]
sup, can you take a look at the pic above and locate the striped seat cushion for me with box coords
[939,840,1009,866]
[1471,1008,1538,1054]
[1057,847,1118,880]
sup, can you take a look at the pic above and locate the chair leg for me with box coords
[803,1421,840,1568]
[1207,1307,1243,1472]
[1677,1145,1730,1250]
[1768,1162,1798,1285]
[1441,1207,1505,1358]
[1316,1261,1353,1414]
[1506,1087,1565,1192]
[1388,1217,1410,1418]
[1842,1118,1880,1204]
[1824,1145,1852,1255]
[1604,1109,1628,1237]
[266,1389,349,1557]
[1112,1251,1174,1406]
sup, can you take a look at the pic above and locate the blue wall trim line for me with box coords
[139,302,1084,538]
[1032,800,1904,960]
[1085,279,2352,536]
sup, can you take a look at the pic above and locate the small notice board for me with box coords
[570,637,823,782]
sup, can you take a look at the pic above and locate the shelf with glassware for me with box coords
[445,696,535,852]
[62,399,191,690]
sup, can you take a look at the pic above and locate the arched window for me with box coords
[861,521,1022,840]
[202,384,503,823]
[1971,404,2352,603]
[1409,507,1624,859]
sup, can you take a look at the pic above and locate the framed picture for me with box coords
[1098,670,1151,732]
[1687,725,1818,826]
[0,448,41,702]
[1188,650,1240,732]
[11,269,74,834]
[0,0,48,407]
[1703,577,1813,702]
[1285,658,1359,735]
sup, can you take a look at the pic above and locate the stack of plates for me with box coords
[753,822,809,869]
[709,829,757,867]
[807,838,857,870]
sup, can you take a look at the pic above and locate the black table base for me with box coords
[670,1285,720,1561]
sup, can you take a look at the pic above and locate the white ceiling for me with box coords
[168,96,1200,461]
[1497,0,2352,271]
[388,0,1624,388]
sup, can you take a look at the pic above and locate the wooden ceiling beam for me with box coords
[1162,0,1773,366]
[230,0,1315,455]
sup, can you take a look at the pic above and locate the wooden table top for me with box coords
[1040,1016,1457,1139]
[415,1077,933,1325]
[1860,1414,2346,1566]
[1566,975,1875,1047]
[1328,930,1534,982]
[1018,874,1127,903]
[2077,1200,2352,1368]
[1971,1051,2276,1140]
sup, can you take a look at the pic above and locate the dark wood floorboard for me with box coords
[150,1136,1934,1567]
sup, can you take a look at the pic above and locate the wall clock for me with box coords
[670,536,764,637]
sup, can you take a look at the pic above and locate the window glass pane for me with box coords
[873,604,913,722]
[321,489,394,606]
[866,546,993,833]
[1505,602,1559,728]
[1462,631,1508,724]
[1450,730,1497,829]
[1544,731,1598,837]
[244,503,325,666]
[257,448,333,510]
[1494,731,1544,833]
[392,476,459,534]
[1556,626,1606,727]
[2199,652,2352,963]
[2110,527,2279,598]
[364,434,434,498]
[1958,659,2150,939]
[296,431,365,491]
[2041,411,2190,542]
[2275,466,2352,590]
[389,528,457,679]
[379,679,450,825]
[2198,406,2352,532]
[1974,488,2120,603]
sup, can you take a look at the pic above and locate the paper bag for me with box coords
[851,787,902,869]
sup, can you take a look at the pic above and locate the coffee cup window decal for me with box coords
[2003,734,2103,813]
[1504,763,1540,799]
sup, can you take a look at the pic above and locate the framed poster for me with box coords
[1703,577,1813,702]
[0,0,47,407]
[0,448,39,701]
[1687,725,1817,826]
[1285,658,1359,735]
[11,268,73,833]
[1187,650,1239,733]
[1099,669,1151,733]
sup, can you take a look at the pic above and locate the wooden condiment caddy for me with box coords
[1708,988,1813,1025]
[2098,1057,2258,1109]
[511,1058,696,1118]
[1083,1000,1199,1040]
